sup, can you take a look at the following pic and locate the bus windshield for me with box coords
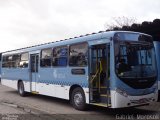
[115,42,157,78]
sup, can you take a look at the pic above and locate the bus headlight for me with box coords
[116,88,128,97]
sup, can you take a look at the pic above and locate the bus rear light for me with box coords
[116,88,128,97]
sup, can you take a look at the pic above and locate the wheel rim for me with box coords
[74,92,83,106]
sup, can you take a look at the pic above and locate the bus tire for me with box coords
[71,87,86,110]
[18,81,26,97]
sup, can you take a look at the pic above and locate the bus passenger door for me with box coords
[89,44,110,106]
[30,54,39,92]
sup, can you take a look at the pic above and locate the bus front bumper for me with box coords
[110,90,158,108]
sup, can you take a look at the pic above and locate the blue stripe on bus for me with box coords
[1,78,88,88]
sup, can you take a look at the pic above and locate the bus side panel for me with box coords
[37,68,56,97]
[1,79,17,89]
[37,67,89,103]
[67,67,89,103]
[1,68,30,91]
[36,82,89,103]
[23,81,31,92]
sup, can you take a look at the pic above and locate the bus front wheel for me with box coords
[18,81,26,97]
[71,87,86,110]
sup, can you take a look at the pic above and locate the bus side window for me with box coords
[12,54,20,68]
[2,54,21,68]
[2,56,9,68]
[20,53,29,68]
[6,55,13,68]
[40,48,52,67]
[69,43,88,67]
[53,46,68,66]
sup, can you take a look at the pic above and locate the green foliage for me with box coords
[115,19,160,41]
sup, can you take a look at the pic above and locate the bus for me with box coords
[0,53,1,84]
[1,31,158,110]
[154,41,160,100]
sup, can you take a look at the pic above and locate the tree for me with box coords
[105,16,137,30]
[105,17,160,41]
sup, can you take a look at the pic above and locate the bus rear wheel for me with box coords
[18,81,26,97]
[71,87,86,110]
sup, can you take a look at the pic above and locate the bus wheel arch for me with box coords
[69,85,87,110]
[17,80,26,97]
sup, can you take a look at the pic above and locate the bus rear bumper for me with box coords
[110,90,158,108]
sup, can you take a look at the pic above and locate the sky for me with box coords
[0,0,160,52]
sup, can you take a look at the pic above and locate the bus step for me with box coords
[100,86,107,88]
[100,87,107,94]
[100,94,111,103]
[100,94,110,97]
[92,94,100,102]
[90,103,110,107]
[31,91,39,94]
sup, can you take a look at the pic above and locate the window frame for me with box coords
[2,54,21,68]
[69,42,88,67]
[40,48,52,68]
[2,55,10,68]
[19,52,29,68]
[52,45,68,67]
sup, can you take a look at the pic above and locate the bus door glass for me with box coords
[89,44,110,104]
[30,54,39,92]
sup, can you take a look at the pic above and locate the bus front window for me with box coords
[116,42,157,79]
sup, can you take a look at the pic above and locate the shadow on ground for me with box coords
[5,90,159,120]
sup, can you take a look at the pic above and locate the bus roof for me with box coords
[2,30,150,55]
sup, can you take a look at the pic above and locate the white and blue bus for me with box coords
[0,53,1,84]
[154,41,160,100]
[1,31,158,110]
